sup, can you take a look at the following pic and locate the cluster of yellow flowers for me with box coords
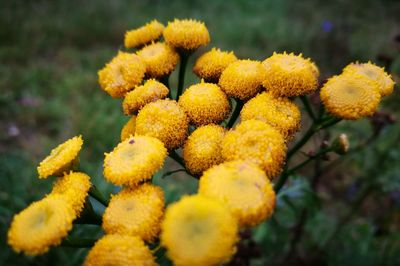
[8,17,395,266]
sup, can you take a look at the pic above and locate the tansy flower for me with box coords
[178,81,231,126]
[103,136,167,187]
[342,62,395,96]
[163,19,210,51]
[137,42,180,78]
[240,92,301,139]
[37,135,83,179]
[219,60,266,100]
[123,79,169,115]
[84,234,157,266]
[320,74,381,120]
[199,160,276,227]
[98,52,146,98]
[7,195,75,255]
[49,171,91,217]
[102,184,164,242]
[135,99,189,150]
[221,120,287,178]
[193,48,238,82]
[262,52,318,97]
[121,116,137,141]
[124,20,165,49]
[183,124,226,176]
[161,195,238,266]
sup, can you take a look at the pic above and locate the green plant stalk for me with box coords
[227,98,244,128]
[300,95,316,122]
[176,53,190,100]
[168,150,186,168]
[62,236,97,248]
[89,185,109,206]
[74,198,102,225]
[161,168,186,179]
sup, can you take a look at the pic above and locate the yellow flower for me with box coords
[102,184,164,242]
[136,42,180,78]
[183,124,226,176]
[178,81,231,126]
[120,115,137,141]
[163,19,210,51]
[124,20,165,49]
[161,195,238,266]
[50,171,91,217]
[221,120,287,178]
[240,92,301,139]
[320,74,381,120]
[7,195,75,255]
[193,48,238,82]
[219,59,266,100]
[37,135,83,179]
[135,99,189,150]
[199,160,276,227]
[262,52,318,97]
[104,136,167,187]
[123,79,169,115]
[84,234,157,266]
[342,62,395,96]
[98,51,146,98]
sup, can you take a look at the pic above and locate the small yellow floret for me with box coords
[37,135,83,179]
[161,195,238,266]
[124,20,165,48]
[120,116,137,141]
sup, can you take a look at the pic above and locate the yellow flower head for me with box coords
[7,195,75,255]
[123,79,169,115]
[262,52,318,97]
[120,115,137,141]
[102,184,164,242]
[84,234,157,266]
[161,195,238,266]
[136,42,180,78]
[124,20,165,49]
[240,92,301,139]
[320,74,381,120]
[104,136,167,187]
[178,81,231,126]
[221,120,287,178]
[135,99,189,150]
[98,52,146,98]
[50,171,91,217]
[199,160,276,227]
[193,48,238,82]
[37,135,83,179]
[163,19,210,51]
[219,60,266,100]
[183,124,226,176]
[342,62,395,96]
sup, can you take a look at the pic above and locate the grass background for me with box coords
[1,0,399,265]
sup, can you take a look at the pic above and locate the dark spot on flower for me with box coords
[129,139,135,144]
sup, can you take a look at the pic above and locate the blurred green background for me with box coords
[1,0,399,265]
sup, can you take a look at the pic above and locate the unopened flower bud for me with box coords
[332,133,349,155]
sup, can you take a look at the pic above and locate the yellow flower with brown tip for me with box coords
[163,19,210,51]
[50,171,91,217]
[320,74,381,120]
[123,79,169,115]
[135,99,189,150]
[84,234,157,266]
[178,81,231,126]
[103,136,167,187]
[262,52,318,97]
[193,48,238,82]
[240,92,301,139]
[120,115,137,141]
[137,42,180,78]
[7,195,75,255]
[199,160,276,227]
[183,124,226,176]
[222,120,287,178]
[342,62,395,96]
[161,195,238,266]
[102,184,164,242]
[124,20,165,49]
[37,135,83,179]
[98,52,146,98]
[219,59,266,100]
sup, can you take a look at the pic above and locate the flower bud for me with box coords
[332,133,349,155]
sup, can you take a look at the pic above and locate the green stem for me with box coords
[287,148,332,176]
[169,150,186,168]
[176,53,190,100]
[89,185,109,206]
[300,96,316,122]
[161,168,186,179]
[74,198,102,225]
[227,98,244,128]
[61,236,97,248]
[287,124,317,159]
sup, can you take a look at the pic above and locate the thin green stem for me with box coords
[300,95,316,122]
[169,150,186,168]
[161,168,186,179]
[176,53,190,100]
[287,124,317,159]
[74,198,102,225]
[287,148,332,176]
[89,185,109,206]
[227,98,244,128]
[61,236,97,248]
